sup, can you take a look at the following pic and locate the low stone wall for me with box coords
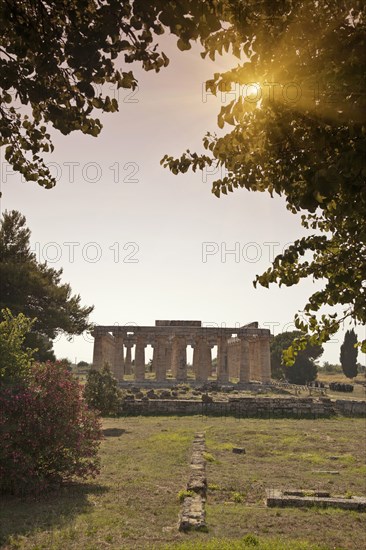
[333,399,366,416]
[178,433,207,532]
[266,489,366,511]
[118,396,366,418]
[119,381,272,391]
[119,397,366,418]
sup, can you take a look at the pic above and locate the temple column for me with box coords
[239,337,250,383]
[206,345,213,378]
[255,337,261,380]
[193,337,210,382]
[170,341,177,378]
[191,341,199,379]
[227,340,240,379]
[134,337,146,382]
[235,341,241,378]
[217,335,229,383]
[124,342,133,375]
[113,334,124,382]
[249,337,260,380]
[194,337,212,382]
[248,338,255,380]
[155,336,168,382]
[92,332,105,371]
[182,346,187,371]
[151,343,157,376]
[172,336,187,382]
[165,342,173,377]
[259,336,271,383]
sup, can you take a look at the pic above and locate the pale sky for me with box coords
[1,34,364,365]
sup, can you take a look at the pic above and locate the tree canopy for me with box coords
[0,0,221,188]
[340,328,358,378]
[1,1,365,355]
[161,0,366,355]
[0,210,93,359]
[271,331,322,384]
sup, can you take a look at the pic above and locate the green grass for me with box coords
[203,452,217,463]
[0,416,365,549]
[159,535,330,549]
[205,439,235,451]
[230,491,246,503]
[177,489,194,503]
[208,484,221,492]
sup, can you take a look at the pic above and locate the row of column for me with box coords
[93,333,271,383]
[227,337,272,382]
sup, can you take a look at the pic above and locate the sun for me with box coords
[245,82,261,98]
[243,82,262,108]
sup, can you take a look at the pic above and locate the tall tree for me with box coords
[340,329,358,378]
[0,210,93,359]
[271,331,322,384]
[162,0,366,356]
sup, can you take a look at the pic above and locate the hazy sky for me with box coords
[1,34,364,365]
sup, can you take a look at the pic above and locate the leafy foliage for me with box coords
[0,0,222,188]
[162,1,366,355]
[25,331,56,362]
[340,329,358,378]
[271,331,322,384]
[0,308,35,386]
[0,361,102,494]
[0,210,93,357]
[2,1,364,357]
[285,355,318,386]
[84,364,121,416]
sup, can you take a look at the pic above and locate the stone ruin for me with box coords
[91,320,271,384]
[178,433,207,532]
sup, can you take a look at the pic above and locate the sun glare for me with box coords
[245,82,262,107]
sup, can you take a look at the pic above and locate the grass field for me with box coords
[1,416,365,549]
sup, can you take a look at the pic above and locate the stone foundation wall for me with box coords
[178,433,207,532]
[266,489,366,511]
[119,397,365,418]
[334,399,366,416]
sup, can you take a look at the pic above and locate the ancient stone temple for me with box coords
[91,320,271,384]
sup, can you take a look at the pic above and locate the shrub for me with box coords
[83,364,121,416]
[0,361,102,495]
[231,491,245,503]
[203,451,216,462]
[242,534,259,546]
[285,355,318,385]
[0,308,35,386]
